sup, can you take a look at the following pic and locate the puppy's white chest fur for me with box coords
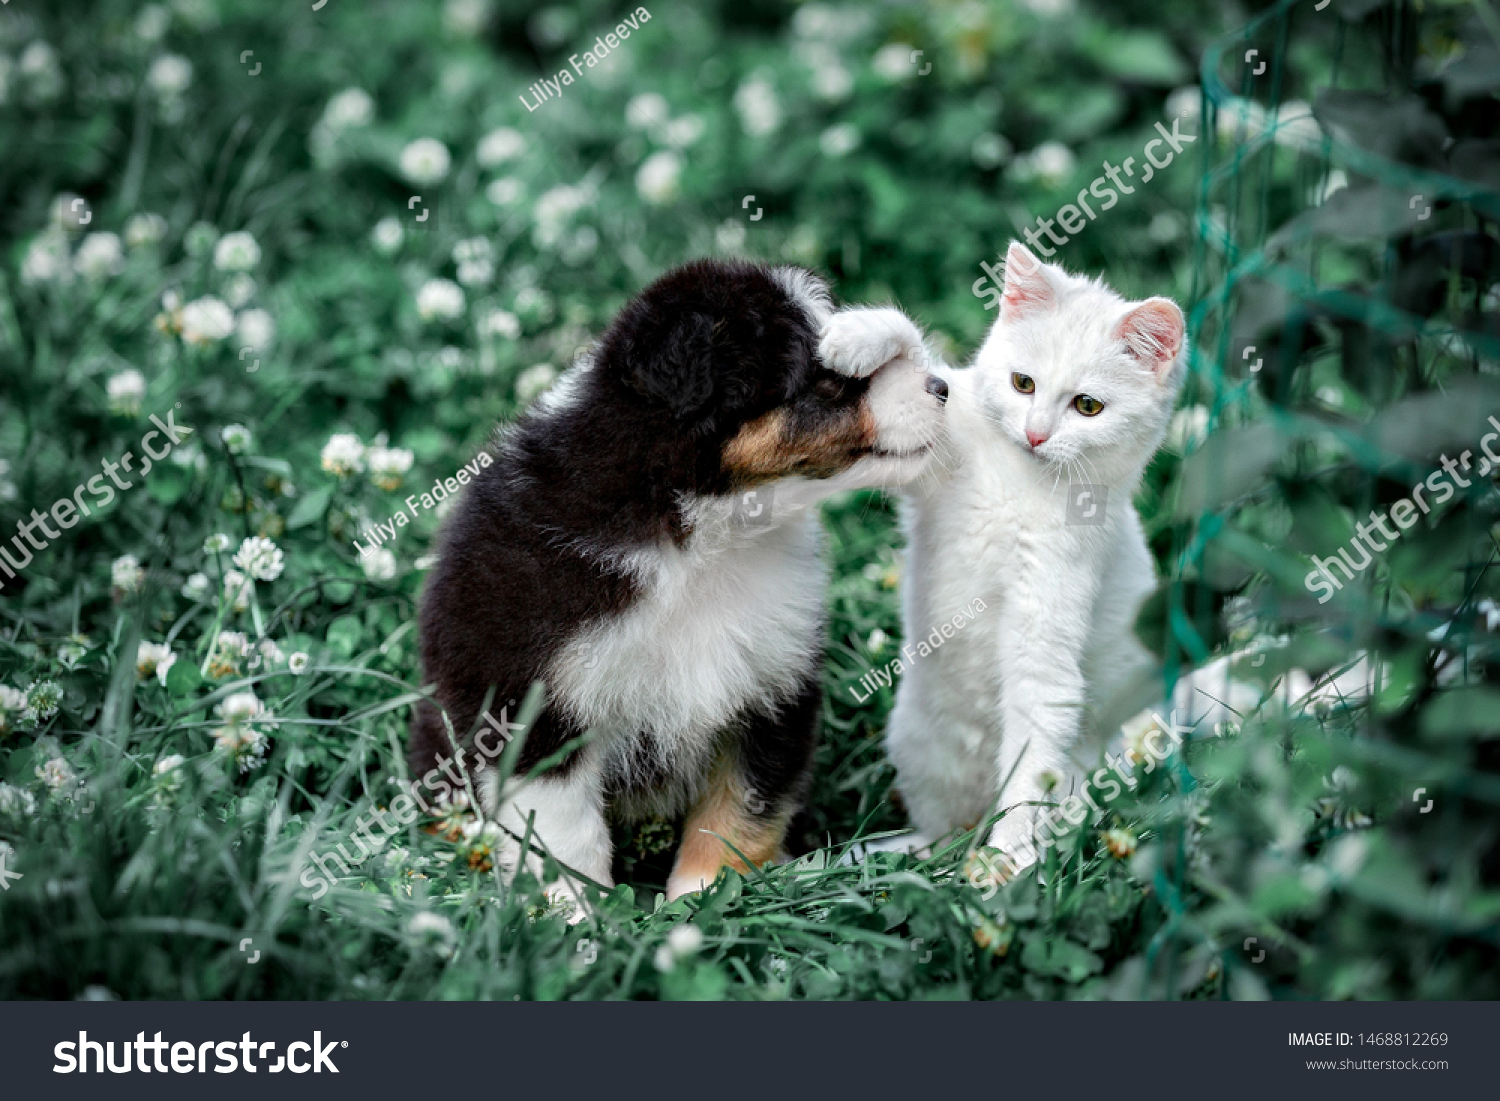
[548,511,825,802]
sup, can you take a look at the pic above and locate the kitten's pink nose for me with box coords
[1026,429,1049,449]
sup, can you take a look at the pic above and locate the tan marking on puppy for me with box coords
[722,409,796,480]
[722,403,879,488]
[665,759,790,900]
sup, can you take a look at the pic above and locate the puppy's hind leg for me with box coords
[666,678,819,902]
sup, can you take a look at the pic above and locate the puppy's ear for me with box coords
[620,310,719,418]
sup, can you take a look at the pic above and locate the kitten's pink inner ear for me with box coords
[1002,242,1053,319]
[1116,297,1184,377]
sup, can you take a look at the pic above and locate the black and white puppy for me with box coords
[411,259,944,906]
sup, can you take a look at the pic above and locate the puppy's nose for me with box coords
[924,375,949,404]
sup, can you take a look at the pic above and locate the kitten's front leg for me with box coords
[988,579,1095,868]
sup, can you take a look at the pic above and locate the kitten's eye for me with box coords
[1012,373,1035,395]
[1073,394,1105,416]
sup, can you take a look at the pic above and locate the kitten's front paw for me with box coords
[985,814,1042,875]
[819,308,925,379]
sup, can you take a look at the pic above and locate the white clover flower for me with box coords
[214,722,268,772]
[400,138,451,186]
[416,278,465,321]
[476,126,525,167]
[734,76,781,137]
[213,230,261,272]
[235,308,275,350]
[220,424,252,454]
[112,554,146,594]
[453,238,495,286]
[180,295,235,345]
[667,923,703,955]
[23,680,62,724]
[485,177,523,207]
[223,273,257,308]
[1012,141,1075,187]
[655,922,705,971]
[0,685,26,737]
[531,184,591,247]
[74,232,125,280]
[626,92,670,130]
[57,637,89,669]
[106,369,147,416]
[371,216,404,255]
[36,756,75,794]
[406,911,455,954]
[812,64,853,102]
[361,547,398,581]
[19,41,64,102]
[288,651,310,674]
[1166,405,1210,454]
[212,631,252,664]
[819,123,860,158]
[477,308,520,341]
[151,753,187,804]
[136,641,174,681]
[222,570,253,615]
[256,639,284,665]
[181,571,211,601]
[873,43,915,82]
[663,114,706,148]
[203,532,233,554]
[453,238,492,264]
[147,54,193,98]
[971,133,1011,169]
[232,535,284,582]
[1166,85,1201,125]
[1018,0,1075,14]
[1148,211,1185,244]
[635,150,682,205]
[21,229,71,285]
[135,5,171,42]
[320,432,366,477]
[444,0,490,36]
[715,220,747,253]
[124,214,166,249]
[323,87,374,131]
[0,782,37,818]
[867,628,888,653]
[456,260,492,286]
[367,444,415,491]
[513,285,553,322]
[515,363,557,404]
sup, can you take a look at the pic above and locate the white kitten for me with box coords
[886,241,1186,871]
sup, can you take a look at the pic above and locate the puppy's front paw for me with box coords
[819,308,925,378]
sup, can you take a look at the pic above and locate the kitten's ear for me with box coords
[1116,297,1185,379]
[1002,241,1054,319]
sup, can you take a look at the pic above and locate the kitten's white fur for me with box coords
[887,242,1186,865]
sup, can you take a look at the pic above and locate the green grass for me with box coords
[2,0,1498,1000]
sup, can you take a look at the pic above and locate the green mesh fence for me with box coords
[1122,0,1500,994]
